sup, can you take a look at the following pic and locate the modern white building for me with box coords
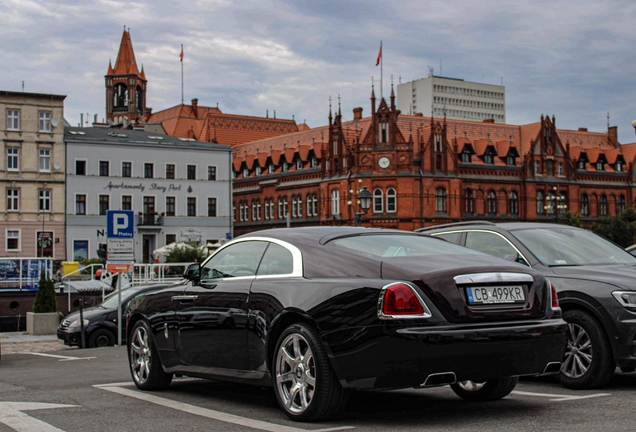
[397,76,506,123]
[65,128,233,263]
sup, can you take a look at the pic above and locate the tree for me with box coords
[33,273,58,313]
[165,244,207,264]
[592,207,636,248]
[560,211,582,228]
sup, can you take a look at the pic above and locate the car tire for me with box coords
[88,328,115,348]
[450,377,519,401]
[128,320,173,391]
[272,323,348,422]
[557,309,615,389]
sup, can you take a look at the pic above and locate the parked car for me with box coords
[57,283,171,348]
[419,221,636,390]
[126,227,565,422]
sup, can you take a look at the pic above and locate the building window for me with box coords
[122,195,132,211]
[165,197,175,216]
[534,160,541,175]
[379,120,389,143]
[187,165,196,180]
[487,190,497,215]
[386,188,396,213]
[282,162,288,172]
[615,162,622,172]
[208,166,217,180]
[331,189,340,215]
[166,234,176,245]
[373,188,383,213]
[596,161,604,171]
[599,194,608,216]
[506,155,515,166]
[558,162,564,176]
[255,166,262,176]
[296,195,302,218]
[536,191,544,215]
[464,189,475,214]
[7,110,19,130]
[509,191,519,215]
[7,189,19,211]
[39,189,51,212]
[187,197,196,217]
[75,160,86,175]
[546,160,554,176]
[122,162,132,177]
[243,168,249,178]
[39,112,51,132]
[257,200,262,220]
[144,163,154,178]
[434,134,442,152]
[311,157,318,168]
[6,230,19,251]
[208,198,217,217]
[269,164,275,174]
[166,164,175,179]
[296,159,303,170]
[581,193,589,216]
[75,194,86,215]
[619,195,626,213]
[251,200,257,221]
[292,196,297,218]
[269,198,276,220]
[484,152,493,164]
[461,151,471,163]
[436,188,447,213]
[39,149,51,172]
[578,159,586,170]
[98,195,109,215]
[99,161,109,176]
[7,148,19,171]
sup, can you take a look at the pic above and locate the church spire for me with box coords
[112,27,142,77]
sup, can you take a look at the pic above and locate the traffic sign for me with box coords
[107,210,134,238]
[106,262,134,273]
[106,238,134,261]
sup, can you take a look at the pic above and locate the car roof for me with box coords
[422,221,581,233]
[238,226,417,246]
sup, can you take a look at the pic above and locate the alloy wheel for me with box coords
[130,326,152,384]
[275,333,316,414]
[561,323,593,379]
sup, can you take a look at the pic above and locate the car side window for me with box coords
[256,243,294,276]
[465,231,519,260]
[201,241,268,279]
[433,232,462,245]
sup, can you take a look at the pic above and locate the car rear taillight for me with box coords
[549,280,560,310]
[378,282,432,319]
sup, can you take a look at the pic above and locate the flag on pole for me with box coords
[375,41,382,66]
[180,44,184,62]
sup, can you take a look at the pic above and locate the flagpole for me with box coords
[380,41,383,100]
[181,44,184,104]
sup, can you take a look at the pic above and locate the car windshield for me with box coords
[331,234,483,257]
[510,227,636,266]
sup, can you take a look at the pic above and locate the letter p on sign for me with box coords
[114,214,128,235]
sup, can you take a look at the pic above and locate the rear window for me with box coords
[330,234,481,258]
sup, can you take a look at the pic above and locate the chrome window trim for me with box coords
[430,229,530,266]
[453,272,534,285]
[202,236,303,280]
[377,281,432,320]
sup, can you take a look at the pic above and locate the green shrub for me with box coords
[165,244,207,263]
[33,273,58,313]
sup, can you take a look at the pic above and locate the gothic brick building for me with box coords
[232,85,635,236]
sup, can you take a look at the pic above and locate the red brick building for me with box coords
[231,85,635,236]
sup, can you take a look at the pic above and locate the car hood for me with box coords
[550,264,636,290]
[63,306,111,323]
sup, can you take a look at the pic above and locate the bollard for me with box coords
[79,299,86,349]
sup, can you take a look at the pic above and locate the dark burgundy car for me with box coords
[126,227,566,422]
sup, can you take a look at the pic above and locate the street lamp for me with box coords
[352,186,372,226]
[632,120,636,134]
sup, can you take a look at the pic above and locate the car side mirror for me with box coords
[184,263,200,282]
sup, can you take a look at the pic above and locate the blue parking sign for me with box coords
[107,210,135,238]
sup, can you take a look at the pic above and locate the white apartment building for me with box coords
[397,76,506,123]
[65,128,233,263]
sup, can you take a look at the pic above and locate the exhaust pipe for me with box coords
[421,372,457,387]
[541,362,561,375]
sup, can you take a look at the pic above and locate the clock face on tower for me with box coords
[378,156,390,169]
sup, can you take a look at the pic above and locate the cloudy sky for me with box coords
[2,0,636,142]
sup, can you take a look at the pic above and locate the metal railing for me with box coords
[132,262,192,284]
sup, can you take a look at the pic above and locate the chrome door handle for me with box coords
[171,295,198,302]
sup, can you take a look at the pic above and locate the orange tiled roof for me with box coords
[621,143,636,164]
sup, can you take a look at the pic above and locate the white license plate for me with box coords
[466,285,525,304]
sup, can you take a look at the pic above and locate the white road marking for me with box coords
[0,401,77,432]
[512,390,611,401]
[95,383,354,432]
[24,352,96,361]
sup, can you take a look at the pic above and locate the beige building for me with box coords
[1,91,66,259]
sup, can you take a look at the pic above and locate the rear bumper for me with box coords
[326,318,567,390]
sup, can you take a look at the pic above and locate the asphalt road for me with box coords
[0,346,635,431]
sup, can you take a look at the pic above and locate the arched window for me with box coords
[487,190,497,215]
[373,188,383,213]
[536,191,544,215]
[292,196,297,218]
[114,83,127,109]
[331,189,340,216]
[509,191,519,215]
[599,194,608,216]
[136,86,143,111]
[581,193,589,216]
[464,189,474,214]
[436,188,447,213]
[619,194,626,213]
[386,188,396,213]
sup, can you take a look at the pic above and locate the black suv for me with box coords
[419,221,636,389]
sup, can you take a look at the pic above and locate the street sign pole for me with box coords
[117,272,122,347]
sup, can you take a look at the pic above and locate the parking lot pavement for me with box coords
[1,346,636,431]
[0,332,77,354]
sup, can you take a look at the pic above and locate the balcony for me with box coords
[138,212,164,227]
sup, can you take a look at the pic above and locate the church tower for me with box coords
[105,28,147,126]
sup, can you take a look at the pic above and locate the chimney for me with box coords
[578,127,588,132]
[482,118,495,123]
[353,107,363,121]
[609,126,618,144]
[191,98,198,118]
[144,107,152,122]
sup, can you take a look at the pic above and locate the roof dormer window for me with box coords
[578,159,586,170]
[484,152,494,165]
[615,162,622,172]
[596,161,604,171]
[461,151,471,163]
[243,168,249,178]
[506,155,516,166]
